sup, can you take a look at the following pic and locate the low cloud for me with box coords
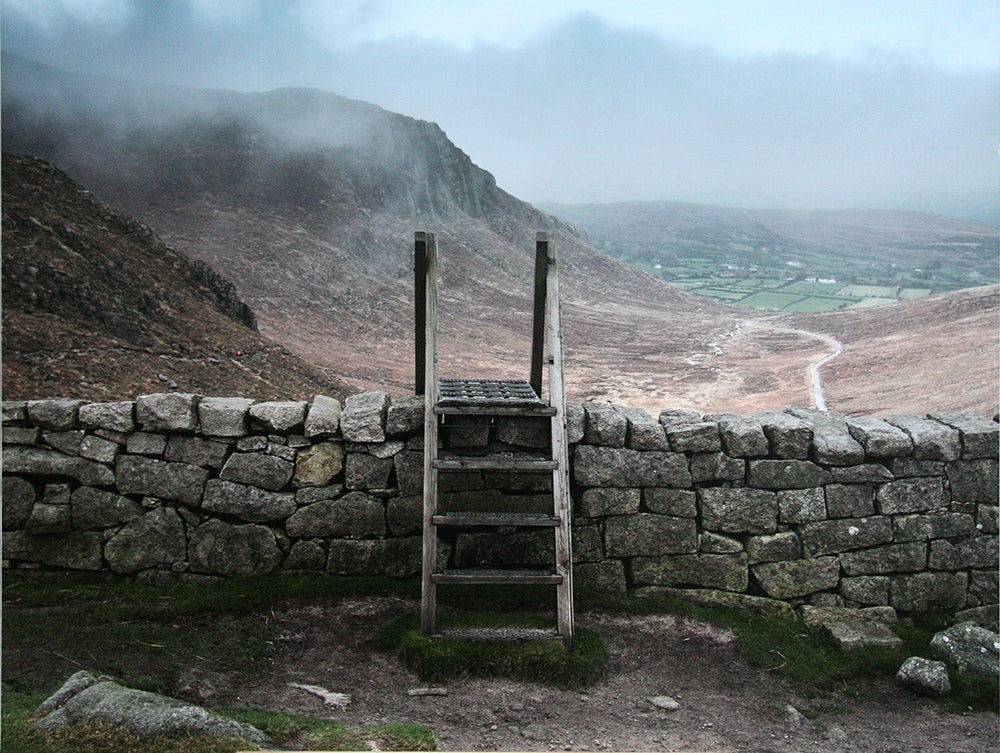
[3,4,997,221]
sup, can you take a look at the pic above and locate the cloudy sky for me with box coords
[4,0,998,220]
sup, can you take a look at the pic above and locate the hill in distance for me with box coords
[542,200,998,312]
[3,53,996,416]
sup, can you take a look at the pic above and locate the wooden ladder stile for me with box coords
[415,230,575,648]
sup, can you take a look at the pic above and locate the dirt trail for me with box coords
[234,597,997,753]
[738,320,843,411]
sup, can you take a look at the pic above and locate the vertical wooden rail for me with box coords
[529,235,548,398]
[419,232,440,635]
[541,232,575,648]
[414,233,428,396]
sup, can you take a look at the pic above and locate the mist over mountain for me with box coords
[3,53,995,415]
[3,52,731,400]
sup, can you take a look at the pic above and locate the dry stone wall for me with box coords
[3,393,997,617]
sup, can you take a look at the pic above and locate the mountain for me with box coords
[2,54,995,416]
[2,153,354,401]
[1,53,737,400]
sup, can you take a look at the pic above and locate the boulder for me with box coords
[689,451,745,483]
[884,415,960,461]
[305,394,344,437]
[632,552,748,592]
[4,446,114,486]
[718,415,769,458]
[845,415,912,458]
[616,406,669,450]
[573,446,690,488]
[2,475,36,530]
[751,557,840,599]
[164,436,230,468]
[876,477,946,515]
[747,459,831,489]
[786,407,864,465]
[754,411,812,458]
[930,623,1000,679]
[33,671,268,745]
[579,487,641,517]
[663,421,721,453]
[927,412,998,458]
[70,486,144,529]
[385,395,421,436]
[895,657,951,696]
[800,606,903,651]
[644,488,697,518]
[285,491,386,538]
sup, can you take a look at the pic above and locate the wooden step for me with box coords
[433,457,557,471]
[437,627,559,642]
[434,404,557,417]
[431,568,563,585]
[437,378,546,407]
[432,512,559,527]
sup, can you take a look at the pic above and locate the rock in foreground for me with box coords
[33,670,269,746]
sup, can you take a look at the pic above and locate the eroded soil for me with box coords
[235,596,998,752]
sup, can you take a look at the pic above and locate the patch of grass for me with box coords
[600,591,998,709]
[223,707,435,750]
[3,606,271,694]
[2,572,419,695]
[377,611,607,689]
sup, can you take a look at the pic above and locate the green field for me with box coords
[781,296,859,313]
[664,277,937,313]
[838,284,897,297]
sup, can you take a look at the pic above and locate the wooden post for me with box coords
[529,233,549,398]
[420,232,440,635]
[414,232,428,395]
[542,232,574,649]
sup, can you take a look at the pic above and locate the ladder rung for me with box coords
[433,458,558,471]
[432,512,560,527]
[434,405,556,417]
[437,627,559,642]
[431,569,563,585]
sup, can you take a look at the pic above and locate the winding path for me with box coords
[807,332,843,410]
[735,319,844,410]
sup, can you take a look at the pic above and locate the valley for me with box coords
[543,201,998,313]
[2,54,997,418]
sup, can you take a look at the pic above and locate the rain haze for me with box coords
[3,0,998,222]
